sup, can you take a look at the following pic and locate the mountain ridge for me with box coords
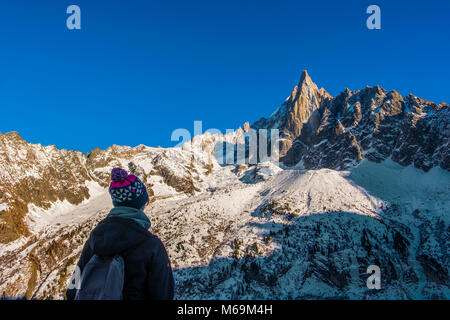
[253,70,449,172]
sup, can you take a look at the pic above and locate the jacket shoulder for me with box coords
[139,231,166,253]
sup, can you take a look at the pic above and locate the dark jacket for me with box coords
[66,209,174,300]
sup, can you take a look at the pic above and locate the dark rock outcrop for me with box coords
[253,71,449,172]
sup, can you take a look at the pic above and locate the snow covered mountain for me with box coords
[0,71,448,299]
[254,71,449,171]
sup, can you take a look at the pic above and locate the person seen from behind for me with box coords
[66,168,174,300]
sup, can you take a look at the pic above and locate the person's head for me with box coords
[109,168,149,210]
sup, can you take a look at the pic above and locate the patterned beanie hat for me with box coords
[109,168,149,209]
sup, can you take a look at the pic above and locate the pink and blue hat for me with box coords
[109,168,149,209]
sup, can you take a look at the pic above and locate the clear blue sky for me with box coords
[0,0,449,152]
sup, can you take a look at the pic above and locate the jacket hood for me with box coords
[89,214,152,256]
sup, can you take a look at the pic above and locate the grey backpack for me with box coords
[74,254,125,300]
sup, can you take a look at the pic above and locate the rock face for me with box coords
[253,71,449,172]
[253,70,332,158]
[0,135,213,243]
[0,132,91,243]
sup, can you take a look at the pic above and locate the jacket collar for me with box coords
[107,206,151,230]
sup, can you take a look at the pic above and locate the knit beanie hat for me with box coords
[109,168,149,209]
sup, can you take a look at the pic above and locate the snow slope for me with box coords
[173,163,448,299]
[0,157,448,299]
[349,159,450,218]
[25,181,110,233]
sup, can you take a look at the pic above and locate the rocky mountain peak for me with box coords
[388,89,403,100]
[1,131,25,144]
[251,71,449,172]
[290,69,321,102]
[298,69,313,87]
[253,70,331,157]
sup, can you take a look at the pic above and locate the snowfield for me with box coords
[25,180,110,233]
[1,155,448,299]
